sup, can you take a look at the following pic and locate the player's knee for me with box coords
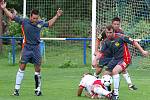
[122,69,127,74]
[19,64,26,70]
[96,67,103,72]
[35,65,41,72]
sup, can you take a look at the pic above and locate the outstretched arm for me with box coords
[77,86,84,96]
[48,8,63,28]
[133,41,149,56]
[0,1,14,19]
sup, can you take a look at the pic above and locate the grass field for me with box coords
[0,44,150,100]
[0,58,150,100]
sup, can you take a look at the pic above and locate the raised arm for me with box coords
[48,8,63,28]
[0,1,14,19]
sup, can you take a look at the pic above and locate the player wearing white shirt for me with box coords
[77,73,112,99]
[77,73,97,96]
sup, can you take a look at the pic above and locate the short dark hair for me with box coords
[112,17,121,23]
[30,9,39,16]
[106,25,114,31]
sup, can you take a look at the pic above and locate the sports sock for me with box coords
[113,74,120,96]
[15,68,24,90]
[122,72,132,85]
[34,72,41,91]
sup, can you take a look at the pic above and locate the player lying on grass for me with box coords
[97,25,149,100]
[77,73,113,99]
[92,17,137,90]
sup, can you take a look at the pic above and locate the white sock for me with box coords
[34,72,41,91]
[122,72,132,85]
[15,68,24,90]
[113,74,120,96]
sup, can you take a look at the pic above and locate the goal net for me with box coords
[96,0,150,68]
[25,0,92,66]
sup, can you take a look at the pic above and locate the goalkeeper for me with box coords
[93,17,138,90]
[0,1,63,96]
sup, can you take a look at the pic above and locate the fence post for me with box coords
[40,40,46,62]
[83,40,87,64]
[12,37,16,64]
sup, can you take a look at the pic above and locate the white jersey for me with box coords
[79,75,97,95]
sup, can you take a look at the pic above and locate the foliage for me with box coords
[6,0,23,13]
[7,21,22,37]
[41,28,59,37]
[122,20,150,38]
[58,59,78,68]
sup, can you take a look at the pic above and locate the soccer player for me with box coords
[93,17,137,90]
[100,25,149,100]
[0,1,63,96]
[77,73,112,99]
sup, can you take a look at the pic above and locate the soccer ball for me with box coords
[101,75,113,87]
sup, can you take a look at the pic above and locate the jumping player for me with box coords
[0,1,63,96]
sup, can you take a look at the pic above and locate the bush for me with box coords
[7,21,22,37]
[58,60,78,68]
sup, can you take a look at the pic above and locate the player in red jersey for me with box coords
[100,25,149,100]
[93,17,138,90]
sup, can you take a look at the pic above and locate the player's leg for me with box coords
[94,65,103,78]
[112,61,127,100]
[94,57,112,78]
[13,63,26,96]
[122,69,137,90]
[33,46,42,96]
[13,46,30,96]
[92,55,103,78]
[93,85,112,99]
[34,64,42,96]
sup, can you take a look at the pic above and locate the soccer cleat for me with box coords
[112,95,119,100]
[12,89,19,96]
[35,90,42,96]
[129,85,138,90]
[106,93,113,100]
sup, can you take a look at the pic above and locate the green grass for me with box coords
[0,60,150,100]
[0,44,150,100]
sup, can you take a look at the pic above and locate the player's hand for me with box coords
[56,8,63,17]
[0,1,6,9]
[92,52,102,67]
[94,51,100,56]
[96,52,103,59]
[142,50,149,57]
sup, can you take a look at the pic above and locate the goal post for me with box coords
[92,0,96,62]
